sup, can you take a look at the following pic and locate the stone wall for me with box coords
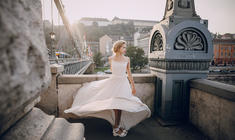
[57,74,156,119]
[189,79,235,140]
[0,1,85,139]
[0,0,51,135]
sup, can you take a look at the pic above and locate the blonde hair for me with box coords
[112,40,126,54]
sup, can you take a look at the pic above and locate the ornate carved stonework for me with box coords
[163,0,198,20]
[150,30,163,52]
[174,28,206,51]
[178,0,190,8]
[167,0,174,11]
[149,59,210,71]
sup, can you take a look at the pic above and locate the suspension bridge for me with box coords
[42,0,94,75]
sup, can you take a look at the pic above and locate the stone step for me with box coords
[1,107,55,140]
[0,107,85,140]
[42,118,85,140]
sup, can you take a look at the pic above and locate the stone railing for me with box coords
[37,69,156,119]
[57,74,155,119]
[189,79,235,140]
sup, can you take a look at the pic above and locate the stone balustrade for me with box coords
[189,79,235,140]
[57,74,155,119]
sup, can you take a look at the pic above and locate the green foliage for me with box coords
[93,52,103,67]
[126,46,148,72]
[94,67,109,73]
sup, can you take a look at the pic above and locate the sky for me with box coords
[42,0,235,34]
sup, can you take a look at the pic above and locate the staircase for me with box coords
[1,108,85,140]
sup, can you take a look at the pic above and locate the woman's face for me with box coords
[119,44,126,54]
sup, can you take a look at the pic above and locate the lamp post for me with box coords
[50,31,57,63]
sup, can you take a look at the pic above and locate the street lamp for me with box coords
[50,31,56,40]
[49,31,57,63]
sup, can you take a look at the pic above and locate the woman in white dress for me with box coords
[64,40,151,137]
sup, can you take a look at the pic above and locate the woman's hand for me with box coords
[132,87,136,95]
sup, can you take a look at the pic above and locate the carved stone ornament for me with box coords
[149,59,210,71]
[150,30,163,52]
[174,29,206,51]
[167,0,174,11]
[178,0,190,9]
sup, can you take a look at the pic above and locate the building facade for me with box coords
[99,35,113,56]
[137,33,150,56]
[111,16,158,31]
[213,39,235,66]
[78,17,111,26]
[86,41,99,56]
[99,34,135,57]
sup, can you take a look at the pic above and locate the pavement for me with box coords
[67,117,209,140]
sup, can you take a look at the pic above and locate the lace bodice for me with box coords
[111,59,128,77]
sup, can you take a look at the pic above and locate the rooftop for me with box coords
[112,16,158,23]
[79,17,110,22]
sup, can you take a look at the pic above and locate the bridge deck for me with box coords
[67,117,208,140]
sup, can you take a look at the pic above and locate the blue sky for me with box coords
[42,0,235,34]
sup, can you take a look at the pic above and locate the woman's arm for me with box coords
[126,57,136,95]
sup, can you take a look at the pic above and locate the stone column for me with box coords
[149,0,213,125]
[0,1,85,139]
[36,64,64,116]
[0,0,51,135]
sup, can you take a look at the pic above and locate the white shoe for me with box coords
[112,126,128,137]
[112,127,119,136]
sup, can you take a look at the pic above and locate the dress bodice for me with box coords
[111,59,128,77]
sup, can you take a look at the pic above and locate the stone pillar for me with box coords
[0,1,85,139]
[0,0,51,135]
[149,0,213,125]
[36,64,64,116]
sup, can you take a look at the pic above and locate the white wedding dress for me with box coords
[64,59,151,130]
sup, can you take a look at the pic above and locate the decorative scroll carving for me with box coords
[167,0,174,11]
[174,29,205,51]
[178,0,190,9]
[150,30,163,52]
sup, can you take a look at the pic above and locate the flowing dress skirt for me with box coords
[64,75,151,130]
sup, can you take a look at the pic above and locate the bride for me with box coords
[64,40,151,137]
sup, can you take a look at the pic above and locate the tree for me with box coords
[126,46,148,72]
[93,52,103,67]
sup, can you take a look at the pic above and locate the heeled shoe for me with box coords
[112,125,128,137]
[113,127,120,136]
